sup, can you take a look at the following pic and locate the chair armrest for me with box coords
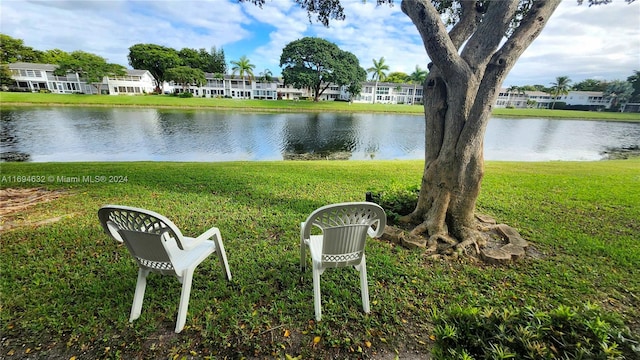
[367,218,386,238]
[179,226,222,251]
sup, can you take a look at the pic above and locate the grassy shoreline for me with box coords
[1,160,638,359]
[2,92,640,121]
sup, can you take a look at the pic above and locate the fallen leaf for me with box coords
[284,329,291,337]
[313,336,321,344]
[365,341,372,348]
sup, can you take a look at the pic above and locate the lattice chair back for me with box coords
[305,202,386,267]
[98,205,186,275]
[300,202,386,321]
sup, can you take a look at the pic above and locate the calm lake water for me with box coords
[2,107,639,162]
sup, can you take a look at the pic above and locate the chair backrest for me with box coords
[303,202,386,266]
[98,205,186,274]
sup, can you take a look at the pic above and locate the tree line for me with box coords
[0,34,226,94]
[507,74,640,109]
[2,32,638,105]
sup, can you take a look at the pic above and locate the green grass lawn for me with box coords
[3,92,640,121]
[1,160,638,359]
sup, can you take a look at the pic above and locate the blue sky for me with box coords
[1,0,639,87]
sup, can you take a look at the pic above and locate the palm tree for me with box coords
[367,57,389,82]
[367,57,389,104]
[230,55,255,99]
[258,69,273,82]
[550,76,572,109]
[409,65,428,105]
[506,85,525,108]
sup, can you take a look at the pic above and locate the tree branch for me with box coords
[401,0,466,80]
[484,0,562,93]
[448,0,483,49]
[461,0,519,69]
[462,0,562,142]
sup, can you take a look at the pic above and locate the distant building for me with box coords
[557,91,611,110]
[105,69,156,95]
[7,62,155,95]
[7,62,623,111]
[351,81,423,105]
[495,88,613,110]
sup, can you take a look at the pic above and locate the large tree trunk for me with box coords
[399,0,561,250]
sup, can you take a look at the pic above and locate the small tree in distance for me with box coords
[550,75,572,109]
[165,66,206,94]
[54,51,125,94]
[230,55,255,98]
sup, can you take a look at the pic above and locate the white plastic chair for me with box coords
[98,205,231,333]
[300,202,386,321]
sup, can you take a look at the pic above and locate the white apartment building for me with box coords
[170,74,346,101]
[105,69,156,95]
[8,62,155,95]
[9,62,90,94]
[351,81,423,105]
[556,91,610,109]
[9,62,626,111]
[168,74,279,100]
[495,88,613,110]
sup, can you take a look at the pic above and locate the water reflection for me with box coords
[1,107,638,162]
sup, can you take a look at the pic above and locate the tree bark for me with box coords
[399,0,561,248]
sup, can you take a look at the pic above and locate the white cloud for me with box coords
[1,0,638,85]
[507,0,640,85]
[241,0,310,69]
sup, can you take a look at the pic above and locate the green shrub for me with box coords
[178,91,193,98]
[368,184,419,222]
[431,303,639,359]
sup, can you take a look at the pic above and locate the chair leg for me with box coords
[214,236,232,281]
[312,265,322,321]
[357,256,370,314]
[130,268,150,322]
[300,226,306,271]
[300,242,307,271]
[175,270,194,333]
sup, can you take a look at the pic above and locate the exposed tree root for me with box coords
[0,188,66,216]
[0,188,68,231]
[380,213,540,264]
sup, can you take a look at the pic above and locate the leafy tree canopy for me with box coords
[0,65,13,87]
[280,37,365,101]
[385,71,411,83]
[604,79,634,108]
[627,70,640,102]
[39,49,71,65]
[178,46,226,74]
[0,34,43,64]
[165,66,206,90]
[54,51,125,93]
[128,44,181,92]
[573,78,607,92]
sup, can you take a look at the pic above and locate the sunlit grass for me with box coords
[1,160,638,358]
